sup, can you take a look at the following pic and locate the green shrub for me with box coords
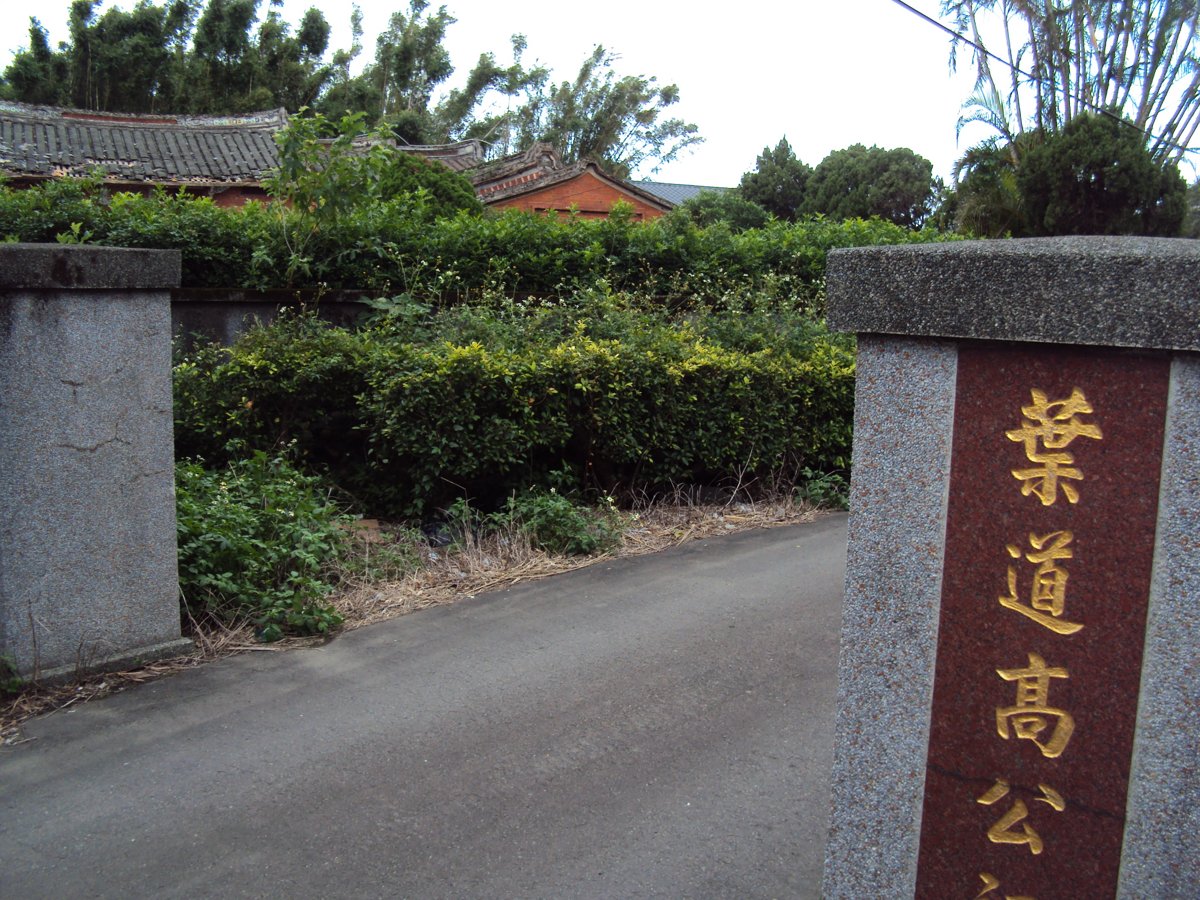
[174,311,376,476]
[796,468,850,510]
[497,490,621,556]
[445,489,621,557]
[175,450,349,641]
[174,300,856,520]
[1,655,24,695]
[1,177,956,297]
[0,176,108,243]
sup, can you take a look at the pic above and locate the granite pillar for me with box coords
[821,237,1200,899]
[0,244,191,681]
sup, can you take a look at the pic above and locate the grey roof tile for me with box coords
[636,181,730,205]
[0,101,287,184]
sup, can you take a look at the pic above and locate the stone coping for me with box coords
[826,237,1200,352]
[0,244,181,291]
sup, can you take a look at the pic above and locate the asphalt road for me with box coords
[1,513,847,899]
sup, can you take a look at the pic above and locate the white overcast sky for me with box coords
[1,0,1014,185]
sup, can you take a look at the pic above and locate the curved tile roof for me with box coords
[0,101,286,184]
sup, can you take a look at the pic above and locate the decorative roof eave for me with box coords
[400,139,487,172]
[0,100,289,130]
[329,136,487,173]
[0,100,286,183]
[469,143,562,190]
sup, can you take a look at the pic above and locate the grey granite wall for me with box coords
[0,245,191,680]
[1119,352,1200,895]
[820,336,957,899]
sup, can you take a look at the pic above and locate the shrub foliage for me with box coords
[175,298,856,520]
[175,449,349,640]
[0,178,952,298]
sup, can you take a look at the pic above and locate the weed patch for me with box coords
[175,449,349,641]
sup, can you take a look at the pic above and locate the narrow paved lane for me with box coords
[1,514,846,899]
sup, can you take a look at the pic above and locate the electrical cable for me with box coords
[887,0,1195,157]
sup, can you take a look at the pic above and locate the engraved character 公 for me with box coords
[977,780,1066,855]
[976,871,1035,900]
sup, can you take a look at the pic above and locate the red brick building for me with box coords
[472,144,671,219]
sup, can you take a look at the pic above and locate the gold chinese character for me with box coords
[976,872,1035,900]
[1000,531,1083,634]
[995,653,1075,758]
[1006,388,1102,505]
[977,780,1065,855]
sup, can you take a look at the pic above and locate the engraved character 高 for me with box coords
[995,653,1075,758]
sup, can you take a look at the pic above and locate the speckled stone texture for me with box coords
[0,245,189,680]
[827,237,1200,352]
[820,335,957,900]
[0,243,181,290]
[1119,353,1200,896]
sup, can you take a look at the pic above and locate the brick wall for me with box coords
[488,170,666,219]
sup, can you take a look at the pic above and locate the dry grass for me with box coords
[2,492,825,745]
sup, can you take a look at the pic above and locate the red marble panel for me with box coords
[914,342,1169,899]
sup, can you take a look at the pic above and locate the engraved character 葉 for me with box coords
[1006,388,1102,505]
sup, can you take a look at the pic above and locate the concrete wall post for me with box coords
[0,244,191,681]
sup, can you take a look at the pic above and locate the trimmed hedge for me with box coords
[1,178,955,298]
[175,301,855,519]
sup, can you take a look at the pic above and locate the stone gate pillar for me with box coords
[0,244,191,681]
[820,237,1198,898]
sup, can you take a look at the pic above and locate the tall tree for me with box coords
[57,0,198,112]
[0,19,70,104]
[188,0,259,109]
[671,190,769,231]
[1184,177,1200,237]
[247,5,331,111]
[2,1,336,114]
[736,137,811,220]
[806,144,937,228]
[313,1,457,143]
[942,0,1200,166]
[371,0,455,139]
[314,5,378,122]
[435,34,550,153]
[948,137,1027,236]
[508,45,701,177]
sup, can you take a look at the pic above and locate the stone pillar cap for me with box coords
[0,244,181,291]
[827,236,1200,352]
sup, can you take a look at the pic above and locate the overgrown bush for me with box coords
[175,449,349,641]
[498,489,622,555]
[447,489,622,557]
[174,297,856,520]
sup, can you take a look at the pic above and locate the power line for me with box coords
[888,0,1195,157]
